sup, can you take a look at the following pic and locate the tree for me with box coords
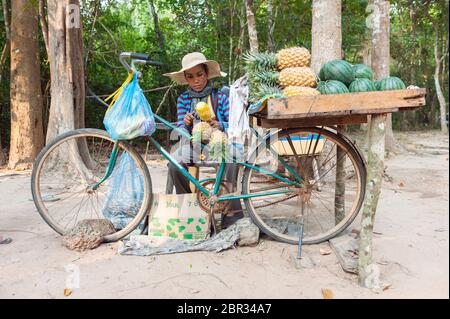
[358,0,390,288]
[8,0,44,170]
[311,0,346,223]
[0,0,10,166]
[311,0,342,74]
[425,0,449,134]
[45,0,85,142]
[373,0,398,151]
[267,0,277,52]
[245,0,259,54]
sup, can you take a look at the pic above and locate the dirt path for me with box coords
[0,131,448,299]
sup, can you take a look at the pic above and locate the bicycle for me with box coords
[31,52,367,245]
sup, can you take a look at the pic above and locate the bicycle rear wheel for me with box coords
[242,127,366,244]
[31,128,152,242]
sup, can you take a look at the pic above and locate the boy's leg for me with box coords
[167,142,204,194]
[222,163,244,228]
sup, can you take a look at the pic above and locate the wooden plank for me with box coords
[256,114,368,128]
[264,89,426,119]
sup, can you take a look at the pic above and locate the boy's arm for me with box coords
[176,95,192,130]
[218,92,230,131]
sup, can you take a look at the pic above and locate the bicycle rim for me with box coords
[242,127,366,244]
[31,128,152,242]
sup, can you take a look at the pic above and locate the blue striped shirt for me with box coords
[176,89,230,131]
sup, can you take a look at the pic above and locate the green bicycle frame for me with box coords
[93,113,304,202]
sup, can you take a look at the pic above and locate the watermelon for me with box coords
[378,77,406,91]
[374,80,382,91]
[319,60,355,85]
[353,64,374,80]
[349,78,376,93]
[317,80,350,95]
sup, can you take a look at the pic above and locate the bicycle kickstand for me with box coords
[209,207,217,236]
[297,200,305,260]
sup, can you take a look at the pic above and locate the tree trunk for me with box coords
[0,0,11,166]
[311,0,345,223]
[8,0,44,170]
[235,1,246,78]
[45,0,93,180]
[267,0,276,52]
[46,0,85,142]
[147,0,166,59]
[358,0,389,288]
[228,0,237,84]
[405,0,417,129]
[430,92,437,127]
[434,35,448,134]
[358,113,386,288]
[0,0,11,83]
[245,0,259,54]
[38,0,49,56]
[369,0,397,152]
[361,36,372,131]
[311,0,342,74]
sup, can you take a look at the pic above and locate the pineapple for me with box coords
[279,67,317,88]
[254,71,279,86]
[208,130,229,161]
[276,47,311,70]
[243,51,278,72]
[195,101,213,122]
[283,86,320,97]
[192,122,213,144]
[249,83,284,103]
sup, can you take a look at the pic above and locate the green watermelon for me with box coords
[353,64,374,80]
[374,80,382,91]
[319,60,355,85]
[317,80,350,95]
[349,78,376,92]
[378,77,406,91]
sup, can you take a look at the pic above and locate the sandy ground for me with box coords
[0,130,448,299]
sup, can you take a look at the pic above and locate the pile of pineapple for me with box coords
[244,46,320,102]
[191,102,229,162]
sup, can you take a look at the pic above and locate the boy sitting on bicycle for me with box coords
[163,52,243,227]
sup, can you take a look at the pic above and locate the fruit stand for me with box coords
[251,88,427,129]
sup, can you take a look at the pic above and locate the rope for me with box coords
[85,84,175,99]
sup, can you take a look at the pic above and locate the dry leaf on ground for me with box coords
[321,288,333,299]
[64,288,72,297]
[319,248,332,255]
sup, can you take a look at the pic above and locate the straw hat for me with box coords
[163,52,227,85]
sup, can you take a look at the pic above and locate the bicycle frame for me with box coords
[91,113,306,202]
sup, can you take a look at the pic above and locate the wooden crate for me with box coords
[253,89,426,128]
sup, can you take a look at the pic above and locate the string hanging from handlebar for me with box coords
[104,69,135,111]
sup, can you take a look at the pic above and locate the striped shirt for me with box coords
[176,89,230,131]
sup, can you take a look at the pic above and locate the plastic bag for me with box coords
[103,70,156,140]
[102,152,145,231]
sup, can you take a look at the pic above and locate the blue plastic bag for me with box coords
[102,152,145,231]
[104,70,156,140]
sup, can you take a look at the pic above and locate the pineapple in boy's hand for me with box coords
[195,101,213,122]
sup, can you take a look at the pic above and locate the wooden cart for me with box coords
[252,88,426,128]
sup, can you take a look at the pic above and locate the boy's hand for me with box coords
[210,116,220,129]
[184,113,194,126]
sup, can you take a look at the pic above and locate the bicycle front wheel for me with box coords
[31,128,152,242]
[242,127,366,244]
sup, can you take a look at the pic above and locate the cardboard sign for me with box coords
[148,194,210,240]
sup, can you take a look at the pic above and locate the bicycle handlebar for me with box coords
[119,52,163,72]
